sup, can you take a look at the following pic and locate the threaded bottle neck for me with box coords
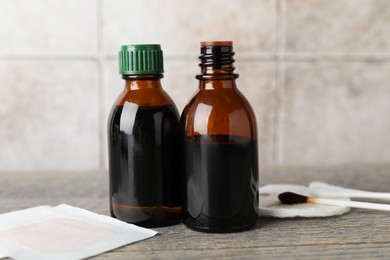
[196,42,238,80]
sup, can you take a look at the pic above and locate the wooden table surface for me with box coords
[0,164,389,259]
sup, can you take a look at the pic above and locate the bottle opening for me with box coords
[200,41,233,47]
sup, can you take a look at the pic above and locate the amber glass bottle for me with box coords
[108,44,181,227]
[180,41,259,232]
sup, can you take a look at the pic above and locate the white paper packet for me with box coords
[0,204,157,260]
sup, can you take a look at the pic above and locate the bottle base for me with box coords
[111,203,182,228]
[134,216,181,228]
[182,217,257,233]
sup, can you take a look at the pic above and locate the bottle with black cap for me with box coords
[180,41,259,232]
[108,44,181,227]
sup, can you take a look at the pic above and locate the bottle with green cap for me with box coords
[108,44,181,227]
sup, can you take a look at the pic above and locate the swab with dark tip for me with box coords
[309,182,390,200]
[278,192,390,211]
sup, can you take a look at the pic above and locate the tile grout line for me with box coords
[278,0,286,166]
[271,0,280,167]
[0,54,98,60]
[273,0,279,166]
[283,53,390,62]
[1,53,390,62]
[97,0,105,170]
[273,0,286,166]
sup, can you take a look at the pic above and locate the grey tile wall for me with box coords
[284,0,390,54]
[102,0,276,56]
[281,61,390,165]
[0,0,389,171]
[0,60,99,171]
[0,0,97,54]
[278,0,390,165]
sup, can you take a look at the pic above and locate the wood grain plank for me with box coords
[0,164,389,259]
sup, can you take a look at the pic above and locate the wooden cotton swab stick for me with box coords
[278,192,390,212]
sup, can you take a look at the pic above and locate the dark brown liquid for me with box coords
[182,135,259,232]
[108,103,181,227]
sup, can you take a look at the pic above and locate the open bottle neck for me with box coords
[196,44,238,89]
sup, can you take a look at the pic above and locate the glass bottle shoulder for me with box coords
[114,87,175,108]
[108,82,180,133]
[181,88,257,138]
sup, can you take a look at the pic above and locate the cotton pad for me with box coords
[259,184,350,218]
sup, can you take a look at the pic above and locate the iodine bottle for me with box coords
[180,41,259,232]
[108,44,181,227]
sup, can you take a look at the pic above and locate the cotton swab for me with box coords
[309,181,390,200]
[278,192,390,212]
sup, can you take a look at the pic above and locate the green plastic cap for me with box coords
[118,44,164,75]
